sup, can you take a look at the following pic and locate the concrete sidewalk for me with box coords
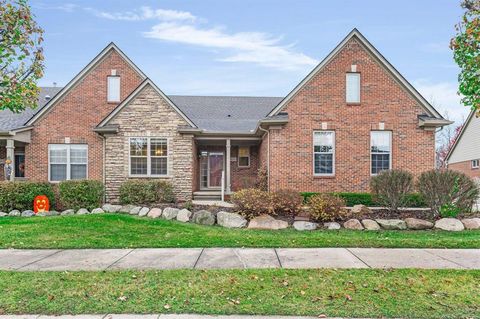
[1,247,479,271]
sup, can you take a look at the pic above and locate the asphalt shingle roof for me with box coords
[0,88,283,133]
[0,87,62,132]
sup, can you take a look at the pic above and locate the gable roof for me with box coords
[25,42,147,126]
[445,109,477,162]
[267,28,446,120]
[98,79,197,128]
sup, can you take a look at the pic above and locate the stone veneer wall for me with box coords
[104,84,194,203]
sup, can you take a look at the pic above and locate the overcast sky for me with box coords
[33,0,469,124]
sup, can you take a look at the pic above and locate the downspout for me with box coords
[258,126,270,192]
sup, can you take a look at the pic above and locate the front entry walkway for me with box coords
[1,248,479,271]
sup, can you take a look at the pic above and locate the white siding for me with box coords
[448,112,480,164]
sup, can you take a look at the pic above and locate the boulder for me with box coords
[138,207,150,217]
[0,212,7,217]
[376,219,407,230]
[102,204,122,213]
[129,206,142,215]
[247,214,288,230]
[76,208,89,215]
[21,210,35,217]
[293,221,318,231]
[36,212,47,217]
[162,207,180,220]
[176,209,192,222]
[435,218,465,231]
[192,210,216,226]
[147,208,163,218]
[461,218,480,230]
[91,208,104,214]
[324,222,341,230]
[405,218,434,230]
[351,204,371,215]
[8,210,21,217]
[343,219,364,230]
[119,205,136,214]
[217,211,247,228]
[61,209,75,216]
[361,219,380,230]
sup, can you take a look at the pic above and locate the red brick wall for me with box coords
[268,37,435,193]
[25,50,143,181]
[448,160,480,179]
[230,145,259,191]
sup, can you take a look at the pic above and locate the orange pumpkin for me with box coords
[34,195,49,213]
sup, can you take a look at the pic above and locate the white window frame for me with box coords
[346,72,361,104]
[48,144,88,182]
[370,131,392,176]
[107,76,121,102]
[128,137,169,177]
[313,131,335,176]
[238,146,251,168]
[472,159,479,169]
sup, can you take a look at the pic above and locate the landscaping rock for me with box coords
[217,211,247,228]
[192,210,216,226]
[324,222,341,230]
[138,207,150,217]
[293,221,318,231]
[9,210,20,217]
[76,208,89,215]
[129,206,142,215]
[461,218,480,230]
[248,214,288,230]
[21,210,35,217]
[102,204,122,213]
[0,212,7,217]
[147,208,163,218]
[351,204,371,215]
[176,209,192,222]
[435,218,465,231]
[405,218,434,230]
[61,209,75,216]
[46,211,59,216]
[91,208,104,214]
[343,219,364,230]
[361,219,380,230]
[36,212,47,217]
[376,219,407,230]
[119,205,136,214]
[162,207,180,220]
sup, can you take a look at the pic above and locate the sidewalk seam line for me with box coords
[233,248,247,269]
[193,248,205,269]
[423,249,469,269]
[105,249,135,270]
[346,248,371,268]
[274,248,283,268]
[16,249,64,270]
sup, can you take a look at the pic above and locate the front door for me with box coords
[208,153,224,188]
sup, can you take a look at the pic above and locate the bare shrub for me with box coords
[271,189,303,217]
[370,169,414,211]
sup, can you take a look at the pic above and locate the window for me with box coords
[129,137,168,176]
[314,131,335,175]
[346,73,360,103]
[107,76,120,102]
[48,144,87,182]
[472,159,479,169]
[238,146,250,167]
[371,131,391,175]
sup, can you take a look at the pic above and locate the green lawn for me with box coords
[0,214,479,249]
[0,269,478,318]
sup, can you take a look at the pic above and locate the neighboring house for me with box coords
[0,29,451,202]
[446,110,480,179]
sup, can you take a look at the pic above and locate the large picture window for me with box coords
[313,131,335,176]
[129,137,168,176]
[48,144,88,182]
[371,131,392,175]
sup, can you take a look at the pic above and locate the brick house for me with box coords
[0,29,451,202]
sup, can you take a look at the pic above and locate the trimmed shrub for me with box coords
[308,193,346,222]
[370,169,414,211]
[0,181,56,212]
[231,188,273,219]
[271,189,303,217]
[301,192,426,207]
[58,180,104,211]
[119,179,175,205]
[417,169,479,217]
